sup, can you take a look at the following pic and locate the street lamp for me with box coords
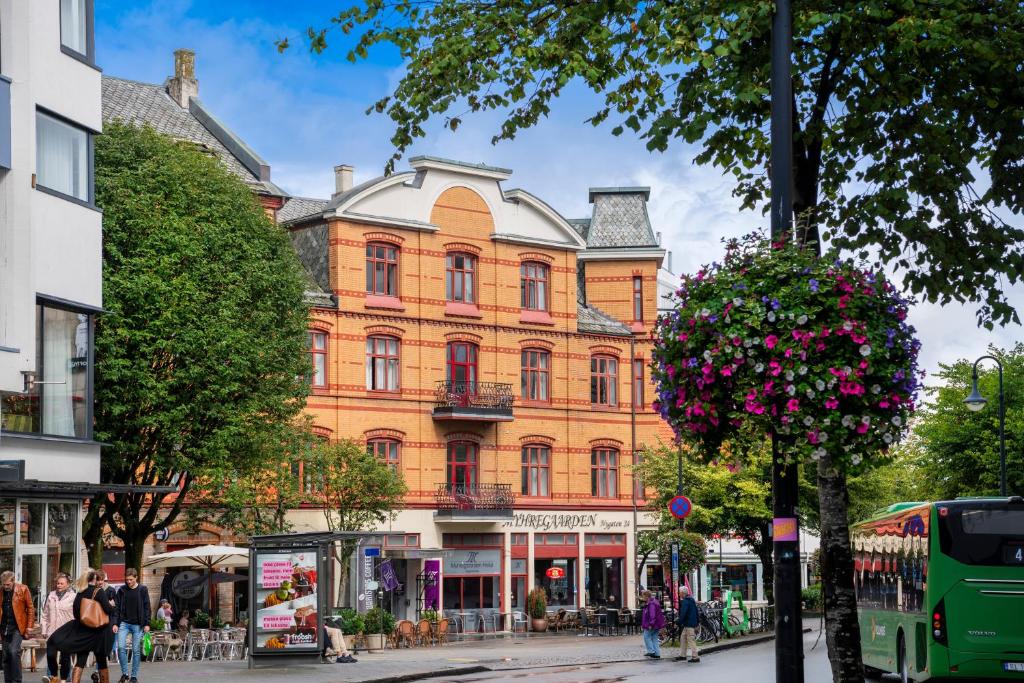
[963,355,1007,496]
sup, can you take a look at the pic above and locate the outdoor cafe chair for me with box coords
[396,620,416,648]
[186,629,210,660]
[416,619,433,647]
[606,609,621,636]
[220,629,246,660]
[201,629,224,660]
[511,611,528,636]
[436,618,451,645]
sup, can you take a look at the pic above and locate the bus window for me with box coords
[939,504,1024,566]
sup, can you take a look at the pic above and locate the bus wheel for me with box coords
[897,633,911,683]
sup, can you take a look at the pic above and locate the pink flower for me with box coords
[878,400,890,409]
[786,398,800,412]
[856,422,870,434]
[678,332,689,342]
[768,360,782,376]
[807,431,819,444]
[838,294,850,308]
[720,366,733,377]
[765,335,779,349]
[784,348,794,358]
[825,398,839,410]
[851,333,867,344]
[666,365,676,379]
[764,381,775,394]
[744,400,765,415]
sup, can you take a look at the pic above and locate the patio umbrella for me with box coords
[144,545,249,613]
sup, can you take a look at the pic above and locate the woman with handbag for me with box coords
[45,571,114,683]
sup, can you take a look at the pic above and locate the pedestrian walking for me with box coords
[115,569,150,683]
[40,572,76,682]
[674,585,700,663]
[0,570,36,683]
[640,590,665,659]
[44,570,114,683]
[91,572,118,683]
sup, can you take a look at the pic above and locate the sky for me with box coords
[95,0,1022,384]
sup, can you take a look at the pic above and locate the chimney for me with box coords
[666,250,673,273]
[656,231,662,245]
[333,164,354,198]
[168,49,199,108]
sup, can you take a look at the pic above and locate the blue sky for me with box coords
[96,0,1021,380]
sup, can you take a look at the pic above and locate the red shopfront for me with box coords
[441,533,503,621]
[584,533,626,608]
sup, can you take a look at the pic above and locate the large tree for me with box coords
[88,122,312,570]
[288,0,1024,328]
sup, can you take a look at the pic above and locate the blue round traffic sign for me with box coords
[668,495,692,519]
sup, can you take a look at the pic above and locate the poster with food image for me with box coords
[254,548,319,651]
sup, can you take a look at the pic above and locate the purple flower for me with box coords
[809,279,819,292]
[687,358,699,368]
[771,298,781,310]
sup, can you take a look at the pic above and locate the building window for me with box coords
[521,349,550,402]
[521,445,550,497]
[36,111,91,203]
[633,450,645,501]
[0,302,93,439]
[590,356,618,407]
[60,0,93,61]
[447,442,478,491]
[366,336,400,392]
[520,262,549,311]
[368,439,400,472]
[445,253,476,303]
[633,276,643,321]
[290,460,319,494]
[591,448,618,498]
[307,331,327,388]
[633,359,644,408]
[365,243,399,296]
[446,342,478,389]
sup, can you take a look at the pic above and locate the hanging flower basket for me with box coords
[651,233,923,469]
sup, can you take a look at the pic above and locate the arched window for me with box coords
[445,252,476,303]
[590,355,618,407]
[521,444,551,497]
[447,441,478,491]
[591,448,619,498]
[520,262,549,311]
[306,330,327,388]
[366,336,400,391]
[368,439,401,472]
[521,349,550,402]
[366,242,399,296]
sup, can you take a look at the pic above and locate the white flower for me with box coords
[861,415,871,425]
[704,350,713,361]
[843,366,853,375]
[883,433,894,444]
[785,370,795,381]
[815,380,826,391]
[827,379,837,389]
[803,416,814,426]
[767,312,777,322]
[851,454,863,466]
[871,384,882,394]
[818,431,828,442]
[701,308,711,317]
[891,416,902,426]
[810,449,822,461]
[806,389,816,399]
[859,344,872,357]
[786,384,796,395]
[843,321,854,331]
[778,425,791,435]
[755,363,765,373]
[734,352,744,360]
[798,366,808,375]
[733,297,744,307]
[797,314,808,325]
[841,415,854,428]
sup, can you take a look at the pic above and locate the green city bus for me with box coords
[853,497,1024,681]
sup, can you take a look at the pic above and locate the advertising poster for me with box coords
[254,548,319,651]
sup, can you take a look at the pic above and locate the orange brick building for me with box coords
[280,157,673,623]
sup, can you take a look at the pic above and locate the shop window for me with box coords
[590,356,618,407]
[307,330,327,388]
[520,349,550,402]
[585,558,624,608]
[442,575,498,610]
[511,534,528,546]
[591,448,619,498]
[365,336,400,392]
[511,558,527,610]
[445,252,476,303]
[366,242,399,296]
[368,438,400,471]
[520,445,550,497]
[446,442,479,491]
[520,262,549,311]
[535,558,576,607]
[385,534,419,547]
[632,276,643,321]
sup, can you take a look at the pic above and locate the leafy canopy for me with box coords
[92,122,311,565]
[290,0,1024,327]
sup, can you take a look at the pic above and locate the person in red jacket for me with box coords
[0,570,36,683]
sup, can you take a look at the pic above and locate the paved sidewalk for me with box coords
[131,626,810,683]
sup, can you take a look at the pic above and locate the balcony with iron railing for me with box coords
[432,381,514,422]
[434,483,515,521]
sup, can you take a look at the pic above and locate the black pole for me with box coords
[971,356,1007,496]
[771,0,804,680]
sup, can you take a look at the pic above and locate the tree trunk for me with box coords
[122,533,146,574]
[817,454,864,682]
[82,497,106,570]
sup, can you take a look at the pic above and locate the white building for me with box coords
[0,0,103,604]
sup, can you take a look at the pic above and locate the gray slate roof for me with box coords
[577,302,632,336]
[584,187,658,248]
[278,196,328,225]
[102,76,285,197]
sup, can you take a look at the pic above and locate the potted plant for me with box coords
[527,588,548,632]
[339,608,365,636]
[193,609,211,629]
[148,617,166,632]
[421,608,439,624]
[363,607,396,650]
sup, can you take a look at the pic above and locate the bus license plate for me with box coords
[1005,662,1024,672]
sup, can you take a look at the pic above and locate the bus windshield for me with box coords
[937,501,1024,566]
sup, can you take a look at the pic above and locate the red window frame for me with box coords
[366,242,399,296]
[521,349,550,402]
[633,358,644,408]
[590,355,618,407]
[290,460,318,495]
[447,441,479,490]
[367,438,400,471]
[521,444,551,497]
[591,448,619,498]
[632,275,643,321]
[307,330,327,388]
[520,262,549,311]
[446,342,478,388]
[445,252,476,303]
[366,336,400,392]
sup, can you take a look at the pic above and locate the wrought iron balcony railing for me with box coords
[435,483,515,516]
[432,381,514,421]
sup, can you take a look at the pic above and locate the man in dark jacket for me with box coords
[674,585,700,663]
[115,569,151,683]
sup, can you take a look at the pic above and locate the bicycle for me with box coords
[657,607,679,645]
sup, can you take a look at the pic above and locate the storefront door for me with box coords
[17,548,45,615]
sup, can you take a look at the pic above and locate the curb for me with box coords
[360,665,490,683]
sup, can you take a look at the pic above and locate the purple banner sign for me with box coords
[423,559,440,610]
[380,560,400,591]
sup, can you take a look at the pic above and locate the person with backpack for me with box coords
[640,590,666,659]
[675,585,700,663]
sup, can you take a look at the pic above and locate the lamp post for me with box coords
[963,355,1007,496]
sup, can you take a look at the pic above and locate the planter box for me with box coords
[365,633,387,651]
